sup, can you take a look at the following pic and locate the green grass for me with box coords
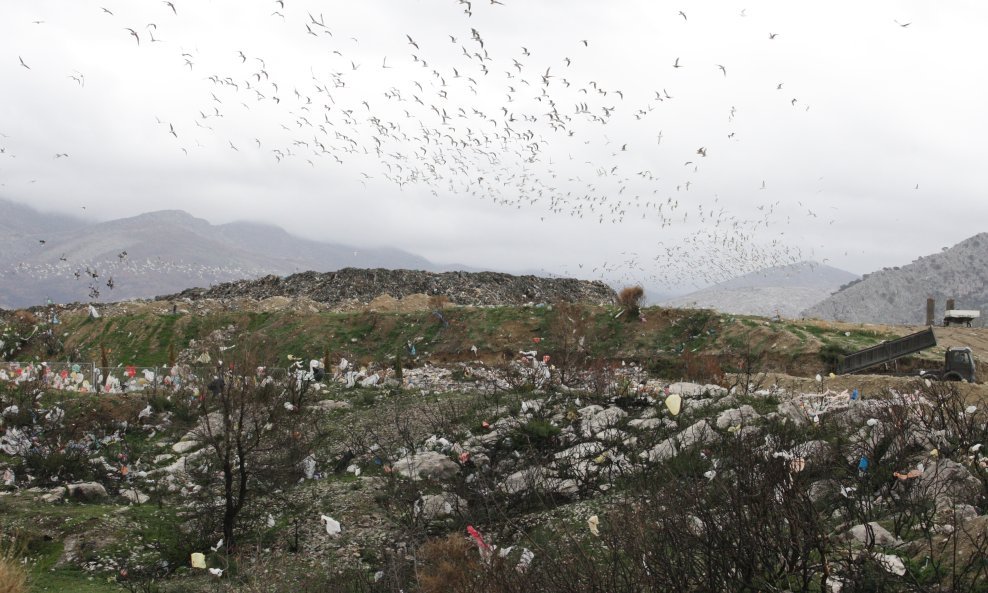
[30,562,123,593]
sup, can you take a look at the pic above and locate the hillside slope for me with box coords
[803,233,988,325]
[662,261,858,318]
[0,201,442,308]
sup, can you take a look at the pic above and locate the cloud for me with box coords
[2,0,987,290]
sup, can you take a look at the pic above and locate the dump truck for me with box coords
[837,327,977,382]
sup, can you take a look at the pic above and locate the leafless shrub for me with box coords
[616,285,644,320]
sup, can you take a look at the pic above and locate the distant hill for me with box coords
[803,233,988,325]
[662,261,859,318]
[0,199,448,308]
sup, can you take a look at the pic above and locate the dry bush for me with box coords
[0,535,27,593]
[429,294,450,310]
[617,285,644,319]
[544,301,594,387]
[416,534,484,593]
[682,351,724,385]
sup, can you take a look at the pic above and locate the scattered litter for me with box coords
[466,524,490,558]
[664,393,682,416]
[190,553,206,569]
[587,515,600,536]
[321,514,341,537]
[894,468,921,480]
[301,454,317,479]
[208,567,224,577]
[516,548,534,573]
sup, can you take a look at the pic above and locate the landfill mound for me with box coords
[159,268,617,308]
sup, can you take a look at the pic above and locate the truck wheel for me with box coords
[943,371,963,381]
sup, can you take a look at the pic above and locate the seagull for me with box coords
[716,64,727,76]
[125,28,140,45]
[678,10,687,21]
[673,57,681,68]
[101,7,114,15]
[406,34,419,49]
[769,32,779,39]
[164,1,177,15]
[18,56,30,69]
[894,20,911,27]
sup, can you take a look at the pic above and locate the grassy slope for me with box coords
[6,303,907,377]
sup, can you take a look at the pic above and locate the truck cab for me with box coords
[943,347,977,382]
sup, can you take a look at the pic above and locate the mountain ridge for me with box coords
[0,198,450,308]
[661,261,859,318]
[803,233,988,325]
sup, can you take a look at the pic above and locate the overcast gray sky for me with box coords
[2,0,986,292]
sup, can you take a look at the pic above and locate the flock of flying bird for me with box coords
[3,1,911,297]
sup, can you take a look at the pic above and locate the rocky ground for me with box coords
[2,350,986,592]
[2,295,987,592]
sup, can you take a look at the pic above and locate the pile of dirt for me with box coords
[159,268,616,309]
[365,293,436,313]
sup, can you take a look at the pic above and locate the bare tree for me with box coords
[189,363,320,550]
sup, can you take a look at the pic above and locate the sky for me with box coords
[2,0,987,294]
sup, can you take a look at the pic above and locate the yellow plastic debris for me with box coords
[664,393,682,416]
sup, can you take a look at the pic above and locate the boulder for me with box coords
[171,440,198,454]
[847,522,899,547]
[554,442,603,463]
[41,486,66,504]
[395,451,459,481]
[580,406,627,437]
[120,488,150,504]
[627,418,661,430]
[641,438,677,463]
[67,482,108,502]
[920,459,982,505]
[683,397,715,413]
[310,399,352,412]
[500,467,578,497]
[715,405,760,429]
[676,420,715,449]
[415,492,467,522]
[807,479,839,504]
[666,382,706,396]
[776,400,808,425]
